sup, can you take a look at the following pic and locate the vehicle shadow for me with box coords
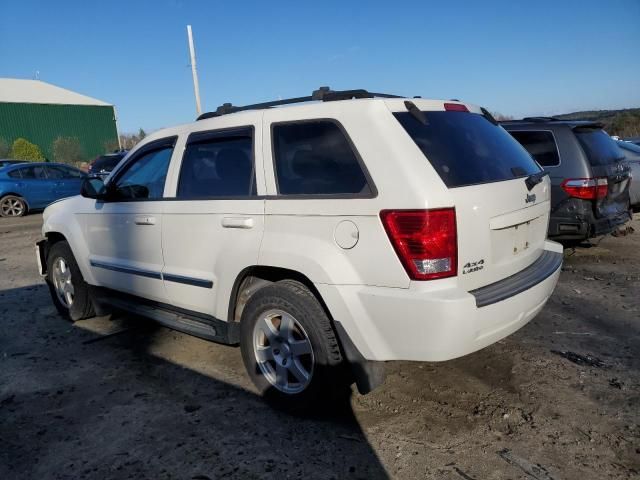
[0,285,389,479]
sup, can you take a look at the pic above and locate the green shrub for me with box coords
[10,138,45,161]
[52,136,84,165]
[0,138,9,158]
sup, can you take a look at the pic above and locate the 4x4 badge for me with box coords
[525,193,536,203]
[463,259,484,274]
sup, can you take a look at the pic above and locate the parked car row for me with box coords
[501,117,634,245]
[0,150,128,217]
[0,163,87,217]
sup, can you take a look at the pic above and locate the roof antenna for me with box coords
[186,25,203,116]
[34,70,40,80]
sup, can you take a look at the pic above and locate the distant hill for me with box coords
[554,108,640,138]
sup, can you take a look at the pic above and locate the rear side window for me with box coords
[508,131,560,167]
[272,121,372,196]
[7,169,22,179]
[394,111,541,188]
[574,128,624,166]
[177,129,254,198]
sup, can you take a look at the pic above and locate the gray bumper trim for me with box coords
[469,250,562,308]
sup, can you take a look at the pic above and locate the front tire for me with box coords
[46,241,95,321]
[240,280,351,411]
[0,195,27,217]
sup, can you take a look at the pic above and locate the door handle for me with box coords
[221,217,254,229]
[135,215,156,226]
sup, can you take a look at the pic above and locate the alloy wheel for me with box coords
[253,309,314,394]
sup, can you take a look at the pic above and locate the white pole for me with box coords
[187,25,202,116]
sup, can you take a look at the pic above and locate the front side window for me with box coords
[46,165,84,179]
[112,142,174,200]
[272,121,372,196]
[508,130,560,167]
[177,129,254,198]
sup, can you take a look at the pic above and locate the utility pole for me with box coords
[187,25,202,116]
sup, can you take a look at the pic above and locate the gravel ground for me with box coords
[1,214,638,479]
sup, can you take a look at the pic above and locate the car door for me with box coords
[13,165,51,209]
[161,120,265,320]
[82,136,177,303]
[45,165,85,199]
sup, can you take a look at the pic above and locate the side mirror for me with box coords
[81,176,107,200]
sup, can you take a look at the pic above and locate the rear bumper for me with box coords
[548,200,631,240]
[320,241,563,362]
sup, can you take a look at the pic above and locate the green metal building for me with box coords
[0,78,118,161]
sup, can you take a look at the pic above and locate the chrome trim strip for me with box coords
[90,260,162,280]
[90,260,213,288]
[162,272,213,289]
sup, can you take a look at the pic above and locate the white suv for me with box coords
[37,88,562,408]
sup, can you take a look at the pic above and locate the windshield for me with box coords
[394,111,541,188]
[574,128,624,166]
[92,155,124,172]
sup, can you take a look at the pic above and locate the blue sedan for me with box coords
[0,162,86,217]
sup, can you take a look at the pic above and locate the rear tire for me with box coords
[46,241,95,321]
[0,195,27,217]
[240,280,351,412]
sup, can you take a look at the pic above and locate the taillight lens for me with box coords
[380,208,457,280]
[561,178,608,200]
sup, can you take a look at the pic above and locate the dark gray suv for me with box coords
[502,118,632,244]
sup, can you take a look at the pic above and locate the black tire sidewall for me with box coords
[46,241,94,321]
[240,281,349,410]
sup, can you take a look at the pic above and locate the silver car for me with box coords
[617,140,640,209]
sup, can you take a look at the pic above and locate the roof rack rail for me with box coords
[197,86,403,120]
[521,116,560,122]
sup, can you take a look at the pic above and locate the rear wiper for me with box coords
[524,170,549,191]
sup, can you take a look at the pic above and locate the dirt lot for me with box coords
[1,214,639,480]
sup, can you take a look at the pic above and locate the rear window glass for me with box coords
[508,131,560,167]
[394,111,541,187]
[574,128,624,166]
[272,121,372,196]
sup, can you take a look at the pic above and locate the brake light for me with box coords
[444,103,469,112]
[380,208,457,280]
[561,178,608,200]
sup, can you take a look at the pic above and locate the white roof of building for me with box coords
[0,78,111,106]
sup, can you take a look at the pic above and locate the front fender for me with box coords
[42,197,97,285]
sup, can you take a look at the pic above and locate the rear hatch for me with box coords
[573,126,631,218]
[394,104,550,291]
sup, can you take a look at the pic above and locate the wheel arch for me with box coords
[228,265,332,325]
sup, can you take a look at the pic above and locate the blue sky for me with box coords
[2,0,639,133]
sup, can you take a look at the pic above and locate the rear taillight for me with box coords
[561,178,608,200]
[380,208,457,281]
